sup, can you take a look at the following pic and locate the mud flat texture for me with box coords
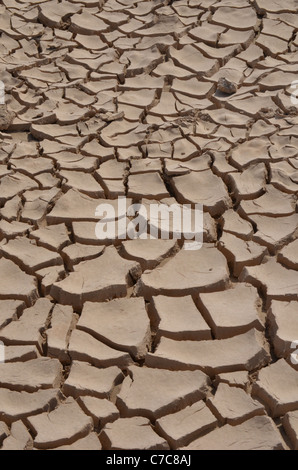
[0,0,297,451]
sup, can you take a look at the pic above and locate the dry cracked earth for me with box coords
[0,0,297,451]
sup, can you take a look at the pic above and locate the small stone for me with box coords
[253,359,298,417]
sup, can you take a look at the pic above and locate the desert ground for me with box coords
[0,0,297,451]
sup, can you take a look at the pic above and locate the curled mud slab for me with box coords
[0,0,297,451]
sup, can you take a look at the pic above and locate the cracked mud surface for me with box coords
[0,0,298,451]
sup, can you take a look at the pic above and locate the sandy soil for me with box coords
[0,0,297,451]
